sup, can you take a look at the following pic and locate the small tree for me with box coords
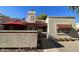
[37,14,47,20]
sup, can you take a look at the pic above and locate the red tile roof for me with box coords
[2,22,24,25]
[24,21,47,26]
[1,17,47,27]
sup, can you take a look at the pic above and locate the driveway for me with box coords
[41,39,79,52]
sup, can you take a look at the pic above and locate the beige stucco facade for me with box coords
[46,16,78,40]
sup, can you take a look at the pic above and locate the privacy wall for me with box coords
[0,30,37,48]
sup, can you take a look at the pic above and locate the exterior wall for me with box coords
[0,30,37,48]
[47,17,78,40]
[26,10,36,22]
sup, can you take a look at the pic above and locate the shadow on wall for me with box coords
[37,34,64,49]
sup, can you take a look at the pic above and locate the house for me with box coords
[0,10,78,51]
[24,10,78,41]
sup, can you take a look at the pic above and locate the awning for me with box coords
[2,22,25,25]
[57,24,72,29]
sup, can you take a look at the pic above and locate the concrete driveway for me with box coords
[41,39,79,52]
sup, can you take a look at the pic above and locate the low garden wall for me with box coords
[0,30,37,48]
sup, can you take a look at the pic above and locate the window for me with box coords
[57,29,70,33]
[30,16,34,21]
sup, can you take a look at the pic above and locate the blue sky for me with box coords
[0,6,78,23]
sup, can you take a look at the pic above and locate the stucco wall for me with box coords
[0,30,37,48]
[47,17,78,40]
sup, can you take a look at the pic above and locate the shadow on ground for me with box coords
[37,38,64,49]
